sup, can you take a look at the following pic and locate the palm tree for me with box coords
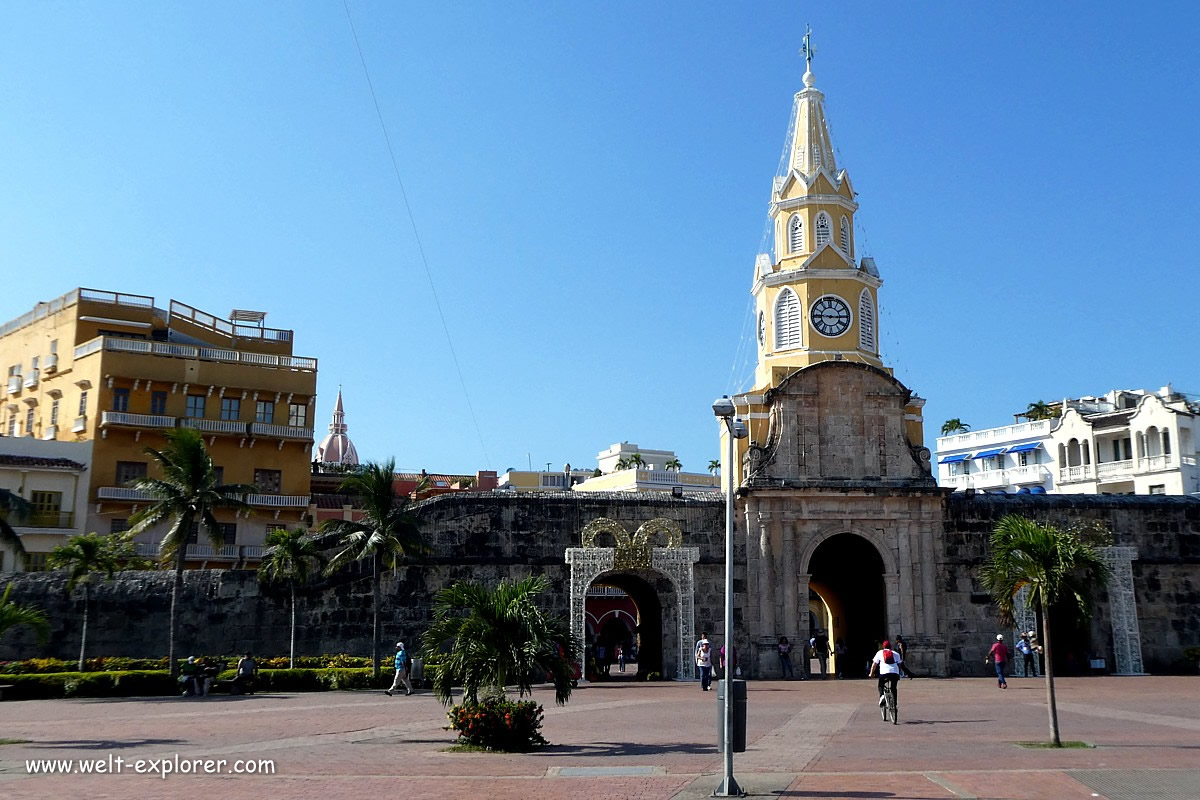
[664,458,682,471]
[259,527,325,668]
[0,487,31,561]
[420,574,578,706]
[127,428,255,677]
[981,515,1111,747]
[1023,401,1059,422]
[628,453,645,469]
[940,418,971,436]
[615,458,632,470]
[0,583,49,644]
[322,458,428,678]
[707,459,721,476]
[48,531,137,670]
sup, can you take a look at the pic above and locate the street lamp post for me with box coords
[712,395,747,797]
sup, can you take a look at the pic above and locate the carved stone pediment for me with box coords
[746,361,935,489]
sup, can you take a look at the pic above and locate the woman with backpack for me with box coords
[868,639,903,713]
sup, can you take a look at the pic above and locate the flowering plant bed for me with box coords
[446,697,546,751]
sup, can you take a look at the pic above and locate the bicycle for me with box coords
[880,678,898,724]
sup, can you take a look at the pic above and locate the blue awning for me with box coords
[974,447,1006,459]
[1008,442,1043,454]
[938,453,970,464]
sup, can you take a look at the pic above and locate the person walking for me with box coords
[697,641,714,691]
[895,635,916,679]
[813,629,831,678]
[1028,631,1043,675]
[1016,633,1037,677]
[719,643,738,678]
[616,644,625,673]
[778,636,795,679]
[986,634,1009,689]
[385,641,414,696]
[834,637,847,679]
[694,630,710,681]
[595,643,608,676]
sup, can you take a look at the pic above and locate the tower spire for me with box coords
[787,26,836,177]
[315,385,359,466]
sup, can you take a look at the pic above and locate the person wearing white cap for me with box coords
[1016,632,1037,678]
[385,641,413,696]
[985,634,1009,689]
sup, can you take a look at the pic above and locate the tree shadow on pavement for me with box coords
[77,694,288,704]
[537,741,716,757]
[901,719,990,725]
[28,738,185,750]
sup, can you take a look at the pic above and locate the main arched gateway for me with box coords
[566,518,699,681]
[733,362,949,678]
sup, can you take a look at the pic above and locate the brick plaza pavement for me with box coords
[1,675,1198,799]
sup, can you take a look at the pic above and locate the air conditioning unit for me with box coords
[44,354,58,374]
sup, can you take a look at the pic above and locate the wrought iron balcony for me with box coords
[97,487,153,502]
[246,494,310,508]
[101,411,177,429]
[249,422,314,440]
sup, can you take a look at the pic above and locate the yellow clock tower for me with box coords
[723,34,927,485]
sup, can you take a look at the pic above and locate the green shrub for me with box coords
[0,654,378,675]
[446,698,547,751]
[1,671,176,700]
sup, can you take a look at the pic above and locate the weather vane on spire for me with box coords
[801,24,815,73]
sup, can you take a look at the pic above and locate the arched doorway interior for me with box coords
[586,573,664,678]
[808,532,886,677]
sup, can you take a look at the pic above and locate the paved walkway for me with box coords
[1,675,1198,799]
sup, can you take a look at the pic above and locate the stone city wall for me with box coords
[940,493,1200,676]
[0,492,730,666]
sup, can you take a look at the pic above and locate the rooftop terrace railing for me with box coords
[0,287,157,340]
[169,300,293,343]
[73,335,317,372]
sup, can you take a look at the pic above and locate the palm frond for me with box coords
[0,583,50,644]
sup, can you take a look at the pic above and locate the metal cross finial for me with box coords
[801,24,815,72]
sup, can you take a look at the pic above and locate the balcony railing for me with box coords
[1184,456,1197,467]
[1096,459,1134,480]
[972,469,1008,489]
[23,370,38,389]
[1059,464,1094,483]
[1139,454,1174,472]
[42,424,58,440]
[71,415,88,433]
[44,353,58,372]
[169,300,293,343]
[24,511,74,528]
[134,542,265,561]
[1008,465,1048,485]
[101,411,177,429]
[936,420,1052,450]
[180,418,249,435]
[246,494,310,508]
[97,487,153,501]
[249,422,314,440]
[73,335,316,372]
[6,376,21,394]
[942,474,972,488]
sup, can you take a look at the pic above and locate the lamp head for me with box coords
[731,418,749,439]
[712,395,735,418]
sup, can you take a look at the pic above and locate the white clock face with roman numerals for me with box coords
[809,295,852,337]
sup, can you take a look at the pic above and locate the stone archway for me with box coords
[566,517,699,681]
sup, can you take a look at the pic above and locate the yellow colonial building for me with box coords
[723,55,926,484]
[0,288,317,567]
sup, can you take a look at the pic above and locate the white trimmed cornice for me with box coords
[753,265,882,296]
[771,193,858,216]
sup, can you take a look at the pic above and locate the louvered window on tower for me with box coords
[815,212,831,247]
[859,290,875,351]
[788,215,803,253]
[774,289,802,349]
[840,216,851,256]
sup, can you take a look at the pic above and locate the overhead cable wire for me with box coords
[341,0,492,468]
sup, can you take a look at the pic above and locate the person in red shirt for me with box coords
[986,634,1009,689]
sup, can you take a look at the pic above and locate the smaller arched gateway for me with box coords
[566,517,699,681]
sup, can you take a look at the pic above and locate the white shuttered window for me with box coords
[815,212,831,247]
[774,289,802,349]
[859,290,876,351]
[840,216,851,256]
[788,214,803,253]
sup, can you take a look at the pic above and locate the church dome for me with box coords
[314,388,359,466]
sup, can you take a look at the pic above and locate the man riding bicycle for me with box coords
[868,639,903,717]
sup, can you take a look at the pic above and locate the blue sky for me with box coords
[3,3,1198,475]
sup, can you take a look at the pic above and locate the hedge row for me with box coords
[0,654,380,675]
[0,668,398,700]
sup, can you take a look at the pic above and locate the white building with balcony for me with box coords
[936,386,1200,495]
[0,437,90,572]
